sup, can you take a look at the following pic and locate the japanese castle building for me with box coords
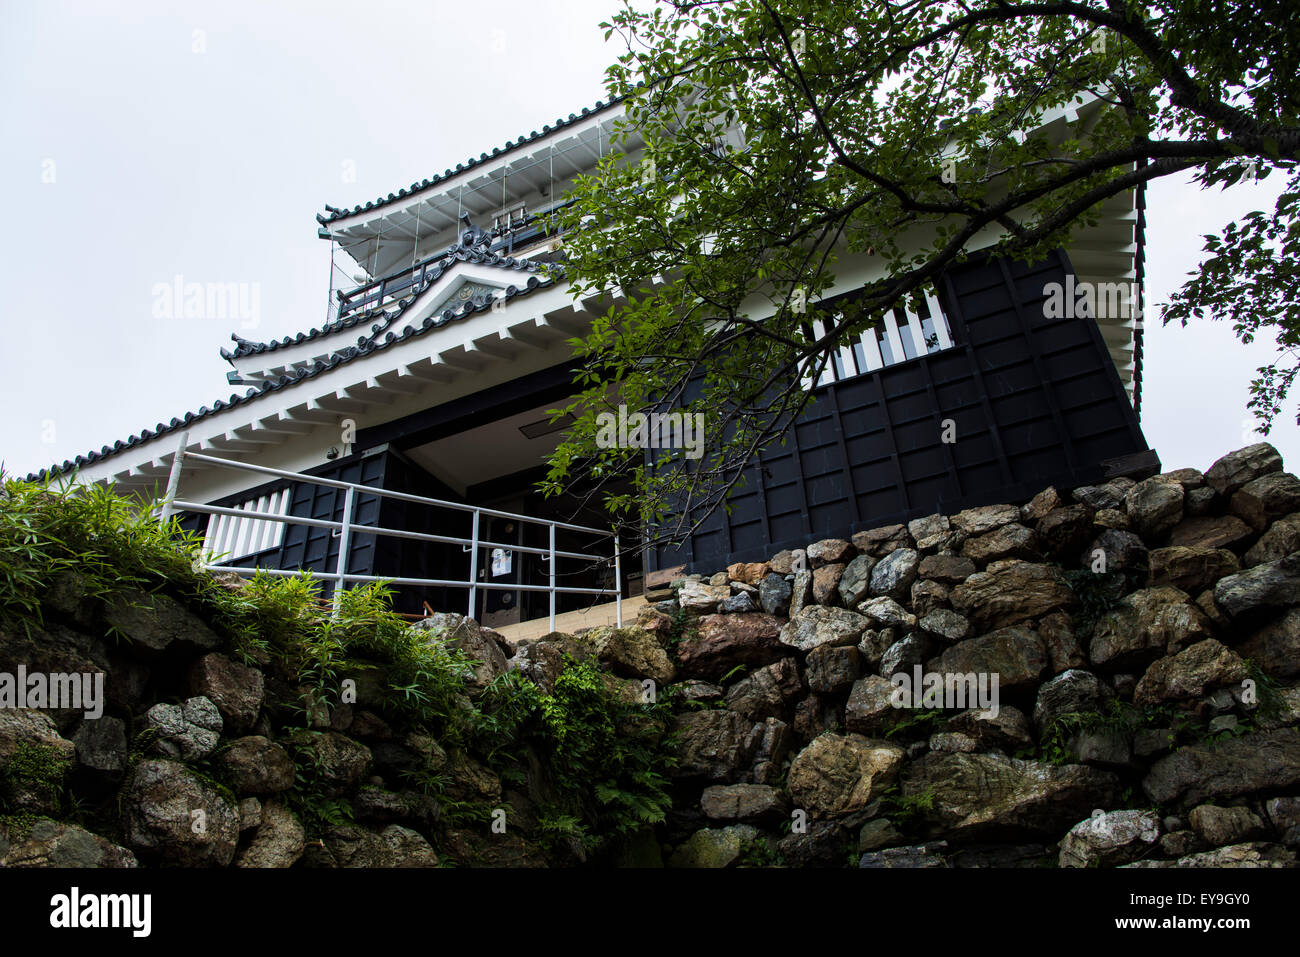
[38,93,1153,626]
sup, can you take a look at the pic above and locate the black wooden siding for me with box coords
[650,249,1150,574]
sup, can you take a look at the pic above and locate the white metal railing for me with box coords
[156,432,622,631]
[801,287,954,390]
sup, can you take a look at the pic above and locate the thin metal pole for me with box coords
[157,430,189,526]
[548,523,557,634]
[332,485,355,615]
[467,510,480,619]
[614,531,623,628]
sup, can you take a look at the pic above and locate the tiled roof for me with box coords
[30,261,562,483]
[221,240,545,362]
[316,97,623,225]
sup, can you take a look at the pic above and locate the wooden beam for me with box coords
[503,320,549,349]
[257,414,316,435]
[311,392,368,414]
[439,347,488,371]
[284,405,336,424]
[470,334,517,359]
[401,360,456,383]
[230,427,283,445]
[381,369,428,394]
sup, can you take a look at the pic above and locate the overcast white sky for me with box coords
[2,0,1297,484]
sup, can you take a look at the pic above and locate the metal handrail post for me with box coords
[548,523,557,634]
[614,531,623,628]
[157,430,189,526]
[467,510,480,619]
[332,485,356,615]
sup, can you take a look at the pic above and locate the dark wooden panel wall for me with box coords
[651,249,1150,574]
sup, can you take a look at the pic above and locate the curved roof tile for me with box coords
[315,96,621,225]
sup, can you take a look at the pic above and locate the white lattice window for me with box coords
[203,489,292,563]
[801,286,954,390]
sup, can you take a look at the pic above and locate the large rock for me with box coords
[947,706,1034,754]
[1243,511,1300,566]
[0,623,117,712]
[1059,810,1161,868]
[591,626,675,684]
[1237,609,1300,679]
[767,549,803,576]
[718,592,758,614]
[837,554,878,607]
[757,573,793,617]
[1189,805,1266,847]
[868,549,920,602]
[700,784,790,824]
[909,579,951,616]
[1168,514,1254,551]
[667,825,757,868]
[71,716,127,779]
[1147,546,1239,593]
[808,538,854,567]
[1143,728,1300,805]
[104,588,224,657]
[804,644,863,694]
[122,759,240,866]
[218,736,296,794]
[0,819,137,868]
[949,561,1074,632]
[780,605,870,652]
[908,513,951,550]
[926,626,1048,694]
[1039,612,1087,673]
[1032,669,1112,733]
[1072,481,1130,511]
[1089,587,1212,670]
[236,801,306,868]
[725,658,802,721]
[727,562,770,585]
[143,696,223,761]
[1084,529,1149,574]
[1125,477,1185,540]
[677,580,732,614]
[443,751,501,805]
[1214,553,1300,619]
[676,614,785,681]
[1038,504,1097,559]
[751,716,794,785]
[787,732,905,818]
[811,563,846,606]
[950,504,1020,536]
[903,752,1120,839]
[188,653,264,734]
[918,554,976,585]
[672,710,761,781]
[788,569,813,618]
[856,596,917,630]
[411,613,508,691]
[507,639,566,693]
[323,824,440,867]
[962,523,1039,564]
[1204,442,1283,497]
[845,675,908,735]
[1022,486,1062,521]
[0,709,75,773]
[918,609,971,644]
[1133,639,1248,707]
[284,730,371,796]
[852,524,910,556]
[1230,472,1300,531]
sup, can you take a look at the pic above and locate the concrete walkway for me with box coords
[491,595,648,645]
